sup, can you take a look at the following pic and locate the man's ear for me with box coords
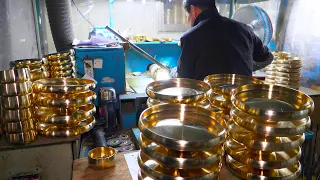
[190,5,196,18]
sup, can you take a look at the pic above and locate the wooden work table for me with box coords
[72,151,240,180]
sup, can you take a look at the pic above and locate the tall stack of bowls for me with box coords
[225,84,314,179]
[0,68,37,144]
[275,57,302,89]
[204,74,263,122]
[138,78,227,179]
[33,78,97,137]
[265,51,291,84]
[10,58,49,82]
[45,49,77,78]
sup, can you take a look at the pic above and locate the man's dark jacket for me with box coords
[177,7,273,80]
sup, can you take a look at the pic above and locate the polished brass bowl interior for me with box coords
[33,78,96,93]
[138,151,221,180]
[37,116,95,137]
[0,81,32,96]
[226,154,301,180]
[0,68,31,83]
[6,130,37,144]
[231,84,314,121]
[225,138,301,169]
[88,146,116,169]
[146,78,211,104]
[139,133,223,169]
[139,104,226,151]
[34,103,96,126]
[5,120,35,133]
[230,107,311,136]
[146,97,211,109]
[1,93,33,109]
[204,74,263,98]
[33,91,96,107]
[2,108,33,122]
[228,122,305,151]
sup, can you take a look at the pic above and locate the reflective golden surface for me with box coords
[10,59,46,67]
[230,107,311,136]
[228,122,305,151]
[6,130,37,144]
[2,108,33,122]
[276,67,301,73]
[50,67,76,77]
[139,104,226,151]
[226,155,301,180]
[45,50,74,61]
[276,63,302,69]
[34,103,96,126]
[47,58,75,66]
[208,93,232,113]
[138,151,221,180]
[276,72,301,79]
[273,51,291,59]
[5,120,35,133]
[204,74,263,99]
[146,78,211,104]
[146,97,211,109]
[0,68,31,83]
[33,91,96,107]
[0,81,32,96]
[33,78,95,93]
[88,146,116,169]
[139,133,223,169]
[37,116,95,137]
[30,69,50,81]
[1,93,33,109]
[49,61,75,71]
[225,138,301,169]
[231,84,314,121]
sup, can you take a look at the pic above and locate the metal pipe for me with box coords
[105,26,170,71]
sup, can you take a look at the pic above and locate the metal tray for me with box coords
[33,78,95,93]
[138,151,221,180]
[139,133,223,169]
[138,104,226,151]
[231,84,314,121]
[204,74,263,99]
[146,78,211,103]
[0,81,32,96]
[224,138,301,169]
[0,68,30,83]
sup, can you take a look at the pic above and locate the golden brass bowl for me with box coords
[208,93,232,112]
[0,68,31,83]
[34,103,96,126]
[6,130,37,144]
[230,107,311,136]
[138,170,219,180]
[88,146,116,169]
[139,104,226,151]
[1,93,33,109]
[226,155,301,180]
[275,76,301,82]
[228,122,305,151]
[50,61,75,71]
[265,75,276,80]
[139,133,223,169]
[146,78,211,104]
[224,138,301,169]
[30,70,50,81]
[277,57,301,64]
[146,97,211,109]
[273,51,291,59]
[45,49,74,61]
[0,81,32,96]
[10,59,46,67]
[47,58,75,66]
[50,69,74,77]
[276,72,301,78]
[276,63,302,69]
[33,78,95,93]
[275,78,301,86]
[2,108,33,122]
[5,120,35,133]
[276,67,301,73]
[138,151,221,180]
[33,91,96,107]
[37,116,95,137]
[231,84,314,121]
[265,70,277,76]
[204,74,263,99]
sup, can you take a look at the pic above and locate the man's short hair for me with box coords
[183,0,216,13]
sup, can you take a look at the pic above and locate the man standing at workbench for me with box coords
[177,0,273,80]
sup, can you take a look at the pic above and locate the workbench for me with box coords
[73,151,240,180]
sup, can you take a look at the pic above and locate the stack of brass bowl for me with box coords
[225,84,314,180]
[265,51,291,84]
[275,57,302,89]
[0,68,37,144]
[45,49,77,78]
[33,78,97,137]
[204,74,263,121]
[10,58,49,82]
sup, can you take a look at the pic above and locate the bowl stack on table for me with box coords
[138,78,227,179]
[204,74,263,122]
[32,78,97,137]
[45,49,77,78]
[265,51,291,84]
[275,57,302,89]
[225,84,314,179]
[10,58,49,82]
[0,68,37,144]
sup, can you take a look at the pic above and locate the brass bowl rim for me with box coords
[1,93,33,109]
[2,107,34,122]
[88,146,116,160]
[146,97,211,109]
[0,81,32,96]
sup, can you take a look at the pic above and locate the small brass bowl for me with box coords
[0,81,32,96]
[6,130,37,144]
[2,108,33,122]
[88,147,116,169]
[0,68,31,83]
[1,93,33,109]
[5,120,35,133]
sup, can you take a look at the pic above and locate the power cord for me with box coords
[71,0,95,27]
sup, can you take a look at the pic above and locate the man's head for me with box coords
[183,0,216,27]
